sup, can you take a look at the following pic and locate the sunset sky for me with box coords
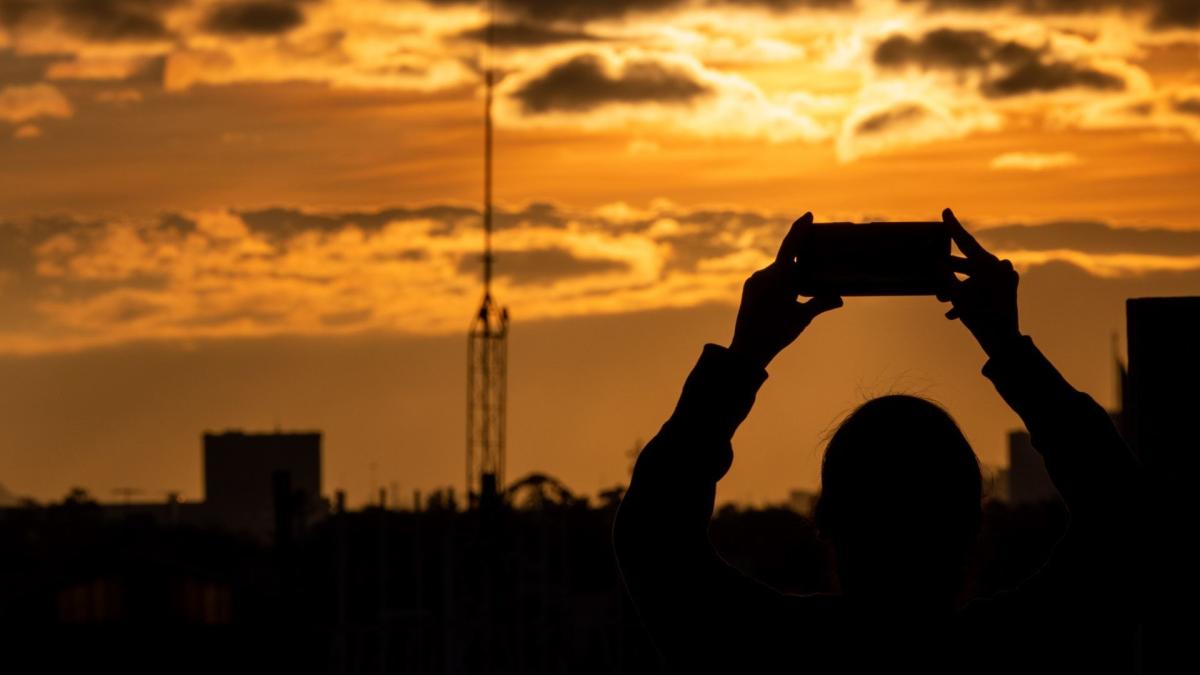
[1,0,1199,507]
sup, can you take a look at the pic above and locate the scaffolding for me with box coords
[467,0,507,509]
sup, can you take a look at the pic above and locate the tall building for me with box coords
[1125,297,1200,476]
[1125,297,1200,674]
[203,430,322,538]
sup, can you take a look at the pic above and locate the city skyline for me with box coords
[3,0,1200,506]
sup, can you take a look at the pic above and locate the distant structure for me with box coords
[204,430,322,538]
[467,3,509,510]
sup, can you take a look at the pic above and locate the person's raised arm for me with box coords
[613,213,841,671]
[937,208,1144,620]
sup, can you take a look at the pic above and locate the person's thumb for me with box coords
[802,295,844,318]
[787,295,842,333]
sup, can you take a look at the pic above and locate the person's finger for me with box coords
[944,208,993,261]
[945,307,961,320]
[948,255,974,274]
[776,212,813,264]
[936,275,963,303]
[800,294,843,317]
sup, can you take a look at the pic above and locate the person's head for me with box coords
[814,394,982,610]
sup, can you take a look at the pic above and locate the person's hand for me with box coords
[937,208,1023,358]
[728,212,843,370]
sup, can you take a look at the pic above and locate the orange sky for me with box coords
[1,0,1198,505]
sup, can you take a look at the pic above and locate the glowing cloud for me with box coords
[3,204,1199,354]
[0,84,73,123]
[990,151,1081,171]
[0,0,1195,159]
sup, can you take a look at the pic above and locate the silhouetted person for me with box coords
[614,210,1144,674]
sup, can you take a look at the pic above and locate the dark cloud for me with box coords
[456,21,599,46]
[236,203,564,243]
[719,0,851,8]
[0,50,63,85]
[204,1,306,36]
[457,247,629,285]
[854,104,929,134]
[1125,100,1155,116]
[422,0,679,22]
[1173,97,1200,116]
[675,208,773,230]
[0,0,185,42]
[983,59,1124,97]
[977,221,1200,256]
[875,29,1037,69]
[492,202,572,230]
[1152,0,1200,28]
[901,0,1200,29]
[424,0,850,22]
[513,54,710,114]
[875,28,1125,98]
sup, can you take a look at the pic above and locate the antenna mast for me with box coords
[467,0,508,510]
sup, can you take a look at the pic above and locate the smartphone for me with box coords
[794,222,951,296]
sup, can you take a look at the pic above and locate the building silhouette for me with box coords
[203,430,323,539]
[1124,297,1200,479]
[1125,296,1199,674]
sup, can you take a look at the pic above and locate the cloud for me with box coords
[203,1,308,36]
[990,151,1080,170]
[902,0,1200,29]
[874,28,1126,98]
[837,97,1002,160]
[455,21,600,47]
[853,103,928,135]
[45,56,147,80]
[423,0,682,22]
[983,58,1124,97]
[458,247,630,285]
[0,202,756,352]
[875,29,1034,70]
[0,83,73,123]
[0,0,1193,170]
[1152,0,1200,28]
[5,202,1200,354]
[512,53,712,113]
[1174,96,1200,116]
[0,0,185,42]
[977,220,1200,257]
[12,123,40,138]
[1042,84,1200,141]
[499,50,831,143]
[95,88,145,104]
[425,0,850,22]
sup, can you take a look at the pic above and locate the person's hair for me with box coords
[814,394,983,558]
